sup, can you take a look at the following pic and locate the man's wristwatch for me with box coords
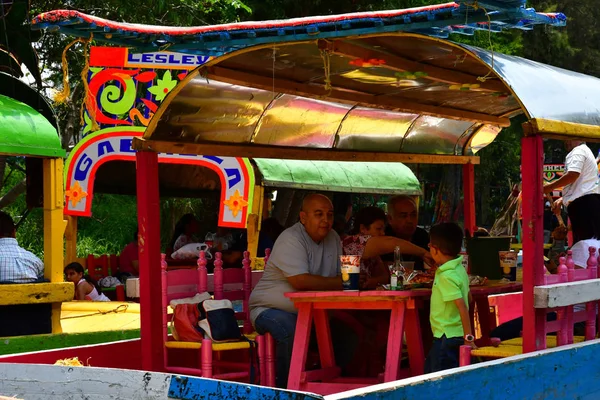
[464,334,475,342]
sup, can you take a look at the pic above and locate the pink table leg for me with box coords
[404,304,425,376]
[475,296,493,344]
[314,309,335,368]
[384,301,406,382]
[287,302,313,391]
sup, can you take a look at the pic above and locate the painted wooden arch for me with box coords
[64,127,254,228]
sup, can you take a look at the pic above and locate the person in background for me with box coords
[425,222,474,373]
[257,217,284,257]
[168,213,199,256]
[64,262,110,302]
[383,195,430,270]
[118,229,139,277]
[249,193,358,388]
[0,211,44,283]
[542,201,560,243]
[544,140,600,246]
[342,206,434,289]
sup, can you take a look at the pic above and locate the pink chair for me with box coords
[460,248,599,366]
[205,250,276,387]
[162,251,275,386]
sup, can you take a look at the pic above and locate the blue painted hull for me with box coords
[1,339,598,399]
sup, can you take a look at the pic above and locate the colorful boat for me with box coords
[3,1,600,399]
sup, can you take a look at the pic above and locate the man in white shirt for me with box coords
[0,211,44,283]
[544,141,600,245]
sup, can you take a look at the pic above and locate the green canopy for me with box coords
[0,94,65,158]
[254,159,421,195]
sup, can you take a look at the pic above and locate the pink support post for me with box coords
[463,163,477,236]
[214,252,224,300]
[256,334,267,385]
[556,258,568,346]
[459,345,472,367]
[198,251,208,293]
[136,150,164,372]
[242,251,252,334]
[264,248,271,264]
[521,135,547,353]
[201,338,213,378]
[566,250,575,344]
[161,253,169,369]
[265,332,276,387]
[586,247,598,340]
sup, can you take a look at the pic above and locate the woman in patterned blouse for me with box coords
[342,206,434,289]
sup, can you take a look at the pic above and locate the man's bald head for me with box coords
[301,193,333,212]
[300,193,334,242]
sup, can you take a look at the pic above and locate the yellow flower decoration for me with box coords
[66,181,88,207]
[223,190,248,218]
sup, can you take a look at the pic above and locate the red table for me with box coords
[285,290,430,395]
[285,282,523,395]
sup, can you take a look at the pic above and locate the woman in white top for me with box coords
[64,262,110,302]
[168,213,199,256]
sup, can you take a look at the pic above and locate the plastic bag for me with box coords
[171,243,211,260]
[172,303,204,342]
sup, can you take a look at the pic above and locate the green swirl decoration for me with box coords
[100,76,136,116]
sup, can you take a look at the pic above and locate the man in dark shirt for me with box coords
[382,195,430,270]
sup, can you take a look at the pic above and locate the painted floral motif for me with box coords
[223,189,248,218]
[349,58,386,67]
[148,70,177,101]
[66,181,88,207]
[394,71,428,80]
[449,83,480,91]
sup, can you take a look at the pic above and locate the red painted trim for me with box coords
[89,46,128,67]
[0,339,142,370]
[462,163,476,235]
[521,135,547,353]
[34,4,459,35]
[136,151,164,372]
[65,131,250,227]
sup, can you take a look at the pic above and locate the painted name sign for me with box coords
[64,128,253,229]
[544,164,564,198]
[89,46,211,70]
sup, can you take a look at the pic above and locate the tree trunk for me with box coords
[61,83,84,150]
[0,178,26,209]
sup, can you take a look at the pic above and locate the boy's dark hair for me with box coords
[429,222,463,257]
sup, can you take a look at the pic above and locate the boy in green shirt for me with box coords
[425,222,475,373]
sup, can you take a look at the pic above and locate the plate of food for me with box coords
[468,275,488,286]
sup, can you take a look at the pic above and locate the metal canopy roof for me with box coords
[32,2,565,56]
[254,159,422,195]
[0,94,65,158]
[136,32,600,159]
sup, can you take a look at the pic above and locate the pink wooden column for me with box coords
[136,150,164,372]
[463,163,476,235]
[521,135,547,353]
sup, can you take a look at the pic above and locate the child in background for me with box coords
[425,222,475,373]
[64,262,110,302]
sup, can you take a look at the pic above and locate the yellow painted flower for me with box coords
[66,181,88,207]
[148,70,177,102]
[223,190,248,218]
